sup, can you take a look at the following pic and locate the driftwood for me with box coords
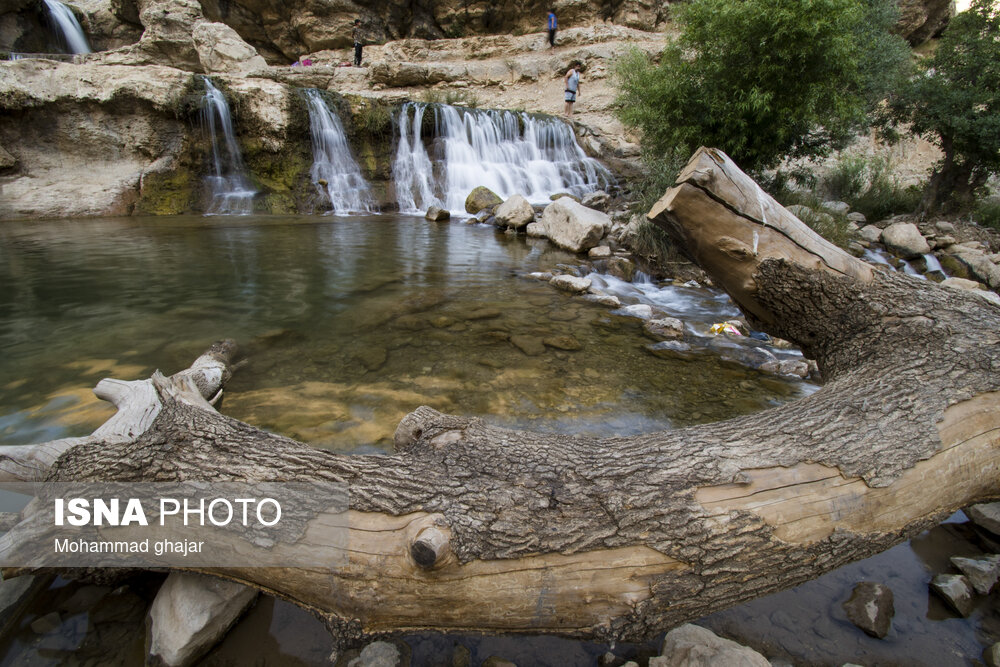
[3,148,1000,647]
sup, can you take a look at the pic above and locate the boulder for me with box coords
[658,624,770,667]
[550,275,592,293]
[930,574,974,617]
[607,256,636,281]
[947,249,1000,290]
[858,225,883,244]
[347,641,402,667]
[881,222,930,259]
[897,0,955,45]
[847,211,867,224]
[966,502,1000,537]
[494,194,534,230]
[820,200,850,215]
[540,198,610,253]
[644,318,684,340]
[147,572,258,667]
[425,206,450,221]
[192,22,268,75]
[950,556,1000,595]
[589,245,612,259]
[525,222,546,238]
[582,190,611,211]
[935,220,956,234]
[842,581,894,639]
[618,304,653,320]
[465,186,502,215]
[985,642,1000,667]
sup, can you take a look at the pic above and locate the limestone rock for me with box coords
[589,245,612,259]
[582,190,611,211]
[619,304,653,319]
[846,211,867,224]
[947,249,1000,290]
[897,0,955,45]
[607,256,636,281]
[820,200,850,215]
[935,220,956,234]
[494,194,534,230]
[465,186,502,215]
[859,225,882,244]
[658,624,770,667]
[525,222,546,238]
[0,143,16,170]
[192,21,268,75]
[842,581,894,639]
[881,222,930,259]
[348,641,402,667]
[930,573,974,617]
[147,572,258,667]
[950,556,1000,595]
[550,274,592,293]
[644,317,684,340]
[966,502,1000,537]
[541,198,609,253]
[425,206,450,221]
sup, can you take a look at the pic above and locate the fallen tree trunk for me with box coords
[4,148,1000,647]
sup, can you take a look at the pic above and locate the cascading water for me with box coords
[200,78,256,215]
[43,0,91,54]
[304,90,376,215]
[392,102,613,214]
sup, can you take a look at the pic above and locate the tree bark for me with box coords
[5,147,1000,647]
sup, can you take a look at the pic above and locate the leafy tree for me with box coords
[612,0,909,174]
[887,0,1000,214]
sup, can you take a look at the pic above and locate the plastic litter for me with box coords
[709,322,742,336]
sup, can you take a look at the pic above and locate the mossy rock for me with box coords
[939,254,972,280]
[466,186,502,214]
[135,168,198,216]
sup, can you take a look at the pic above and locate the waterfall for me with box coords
[392,103,440,212]
[199,78,256,215]
[43,0,91,54]
[392,103,613,214]
[923,253,945,275]
[304,90,376,215]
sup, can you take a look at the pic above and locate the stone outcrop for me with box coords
[540,197,609,253]
[897,0,955,45]
[494,194,534,230]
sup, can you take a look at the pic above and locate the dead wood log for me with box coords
[4,148,1000,647]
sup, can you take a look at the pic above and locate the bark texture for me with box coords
[6,148,1000,647]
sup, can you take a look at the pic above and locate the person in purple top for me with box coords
[547,10,557,49]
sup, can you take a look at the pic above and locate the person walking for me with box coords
[564,64,580,116]
[352,19,364,66]
[547,10,557,49]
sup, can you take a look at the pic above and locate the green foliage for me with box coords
[974,199,1000,231]
[612,0,909,173]
[823,154,921,220]
[631,220,678,263]
[630,149,688,215]
[353,99,393,139]
[887,0,1000,213]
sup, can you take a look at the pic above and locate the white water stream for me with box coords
[304,90,375,215]
[43,0,90,54]
[393,103,612,214]
[200,78,256,215]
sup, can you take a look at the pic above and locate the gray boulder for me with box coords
[950,555,1000,595]
[465,186,502,214]
[147,572,258,667]
[946,249,1000,290]
[541,198,610,253]
[842,581,894,638]
[644,318,684,340]
[820,200,850,215]
[966,502,1000,536]
[494,194,534,230]
[525,222,547,238]
[859,225,882,244]
[881,222,930,259]
[658,624,770,667]
[348,641,402,667]
[589,245,613,259]
[550,275,592,293]
[930,573,974,617]
[425,206,450,221]
[582,190,611,211]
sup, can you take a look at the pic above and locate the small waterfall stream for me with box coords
[304,90,376,215]
[392,103,613,214]
[200,78,256,215]
[43,0,91,54]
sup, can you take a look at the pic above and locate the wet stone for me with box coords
[931,574,975,617]
[842,581,894,639]
[543,335,582,351]
[30,611,62,634]
[984,642,1000,667]
[348,640,403,667]
[510,335,546,356]
[950,555,1000,595]
[644,317,684,340]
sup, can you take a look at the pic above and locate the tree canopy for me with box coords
[887,0,1000,213]
[613,0,910,174]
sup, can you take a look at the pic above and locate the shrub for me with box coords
[824,154,921,221]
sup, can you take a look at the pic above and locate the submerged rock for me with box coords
[657,623,769,667]
[550,274,592,293]
[426,206,451,221]
[465,186,502,214]
[842,581,894,639]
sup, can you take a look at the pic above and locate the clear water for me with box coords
[0,214,808,453]
[0,215,993,665]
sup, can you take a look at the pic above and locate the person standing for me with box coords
[547,10,557,49]
[352,19,364,66]
[564,64,580,116]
